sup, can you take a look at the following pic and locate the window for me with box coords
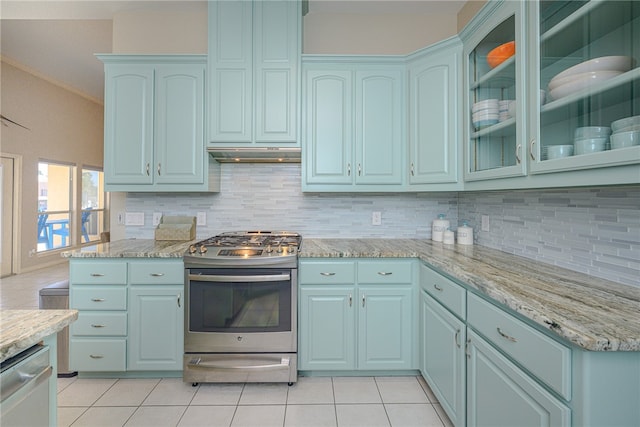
[37,161,72,252]
[37,162,106,252]
[81,168,105,244]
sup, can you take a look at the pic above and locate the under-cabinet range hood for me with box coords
[208,147,301,163]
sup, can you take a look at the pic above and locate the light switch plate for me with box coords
[125,212,144,226]
[152,212,162,226]
[372,211,382,226]
[481,215,490,232]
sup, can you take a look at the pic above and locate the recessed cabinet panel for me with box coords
[304,70,353,184]
[155,67,205,185]
[104,66,154,185]
[355,71,403,185]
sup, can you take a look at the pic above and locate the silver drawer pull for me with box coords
[377,271,392,276]
[497,327,517,343]
[89,354,104,359]
[433,284,443,291]
[91,298,105,302]
[455,329,461,348]
[320,272,336,276]
[150,273,165,277]
[90,273,105,277]
[91,324,105,328]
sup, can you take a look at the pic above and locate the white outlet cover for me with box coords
[372,211,382,226]
[152,212,162,226]
[125,212,144,226]
[197,212,207,226]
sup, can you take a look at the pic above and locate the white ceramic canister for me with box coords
[457,221,474,245]
[443,228,455,245]
[432,214,450,242]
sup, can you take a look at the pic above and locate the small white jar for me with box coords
[457,221,474,245]
[432,214,450,242]
[443,229,455,245]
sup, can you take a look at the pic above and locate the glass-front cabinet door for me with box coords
[529,0,640,174]
[464,1,526,181]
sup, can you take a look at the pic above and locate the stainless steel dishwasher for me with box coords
[0,344,52,426]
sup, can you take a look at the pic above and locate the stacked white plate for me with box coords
[610,115,640,149]
[547,56,634,101]
[573,126,611,155]
[472,99,499,129]
[498,100,512,122]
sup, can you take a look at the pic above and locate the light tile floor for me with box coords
[57,375,453,427]
[2,264,454,427]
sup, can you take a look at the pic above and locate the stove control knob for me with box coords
[277,246,283,253]
[188,245,197,254]
[199,245,208,254]
[266,245,273,253]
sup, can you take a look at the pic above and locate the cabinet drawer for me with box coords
[357,260,413,284]
[467,293,571,400]
[420,263,466,319]
[71,312,127,336]
[299,261,356,284]
[71,287,127,310]
[70,261,127,285]
[70,338,126,372]
[129,260,183,285]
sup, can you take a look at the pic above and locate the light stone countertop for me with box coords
[0,310,78,362]
[60,238,640,352]
[299,239,640,352]
[61,238,196,258]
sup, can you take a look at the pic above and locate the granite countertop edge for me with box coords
[0,310,78,363]
[61,238,640,352]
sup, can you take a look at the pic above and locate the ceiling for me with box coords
[1,1,466,103]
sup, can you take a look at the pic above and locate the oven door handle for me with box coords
[188,273,290,283]
[187,357,290,370]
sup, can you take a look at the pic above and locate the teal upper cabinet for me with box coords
[99,55,219,192]
[527,1,640,179]
[208,0,300,146]
[407,37,463,190]
[461,1,527,182]
[302,59,405,192]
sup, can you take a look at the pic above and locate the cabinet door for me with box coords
[354,69,404,185]
[303,69,353,184]
[298,286,356,370]
[467,330,570,427]
[104,64,154,185]
[128,286,184,371]
[529,1,640,176]
[421,291,465,427]
[254,0,299,143]
[463,1,527,181]
[409,44,461,185]
[155,64,205,185]
[358,286,413,370]
[208,0,252,143]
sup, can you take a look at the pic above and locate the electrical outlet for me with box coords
[197,212,207,226]
[152,212,163,226]
[117,212,124,225]
[125,212,144,226]
[372,211,382,226]
[481,215,490,232]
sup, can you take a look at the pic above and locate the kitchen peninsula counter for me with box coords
[61,238,195,258]
[0,310,78,362]
[61,238,640,352]
[299,239,640,352]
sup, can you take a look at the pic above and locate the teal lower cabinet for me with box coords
[128,286,183,371]
[69,258,184,375]
[298,259,415,372]
[466,329,571,427]
[298,286,356,370]
[420,262,640,427]
[420,290,466,426]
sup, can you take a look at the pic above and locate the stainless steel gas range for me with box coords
[183,231,301,385]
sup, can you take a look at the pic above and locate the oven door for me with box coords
[185,268,297,353]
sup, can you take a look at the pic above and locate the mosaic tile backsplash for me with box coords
[125,164,639,287]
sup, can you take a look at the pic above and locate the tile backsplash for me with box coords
[125,164,639,287]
